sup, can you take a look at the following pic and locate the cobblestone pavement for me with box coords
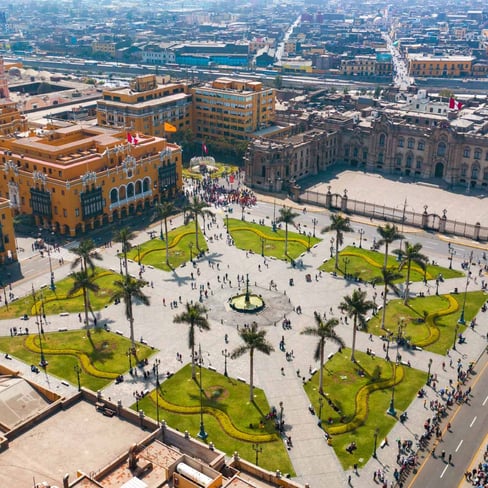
[0,198,487,488]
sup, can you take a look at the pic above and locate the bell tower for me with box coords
[0,57,10,99]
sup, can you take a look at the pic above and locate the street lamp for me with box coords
[133,391,139,412]
[427,358,433,385]
[226,212,229,234]
[31,285,47,368]
[119,256,123,275]
[373,427,379,458]
[272,199,277,232]
[252,443,263,466]
[385,332,392,361]
[154,358,161,427]
[137,245,141,265]
[197,344,208,440]
[330,237,335,258]
[279,401,284,432]
[387,356,398,416]
[160,218,164,240]
[448,246,455,270]
[127,348,133,371]
[318,396,324,426]
[47,248,55,291]
[189,242,194,262]
[222,349,230,377]
[260,237,265,257]
[358,228,365,249]
[74,364,82,391]
[458,250,473,326]
[435,279,440,295]
[343,257,350,278]
[312,218,318,237]
[307,232,311,252]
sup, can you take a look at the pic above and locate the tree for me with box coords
[277,206,299,259]
[301,312,344,394]
[393,241,428,304]
[374,267,402,330]
[322,214,353,269]
[113,227,135,275]
[340,289,374,362]
[173,303,211,379]
[154,201,175,267]
[376,224,404,268]
[374,86,382,99]
[184,196,214,250]
[231,322,274,403]
[67,270,100,337]
[70,239,102,273]
[110,275,150,354]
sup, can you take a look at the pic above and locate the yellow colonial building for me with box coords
[407,54,475,77]
[97,75,192,138]
[0,125,182,236]
[192,78,275,143]
[0,197,16,264]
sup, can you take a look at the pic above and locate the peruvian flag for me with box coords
[449,97,463,110]
[127,133,139,145]
[202,143,208,155]
[127,133,133,143]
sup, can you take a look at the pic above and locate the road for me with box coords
[409,353,488,488]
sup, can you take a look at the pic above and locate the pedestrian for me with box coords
[448,453,452,464]
[441,450,445,460]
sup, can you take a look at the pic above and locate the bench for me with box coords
[59,312,69,317]
[115,330,124,336]
[58,327,68,332]
[95,402,105,411]
[103,408,116,417]
[310,368,318,375]
[237,377,246,383]
[208,366,216,372]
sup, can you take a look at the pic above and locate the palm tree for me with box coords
[340,289,374,362]
[322,214,353,269]
[154,201,175,267]
[376,224,404,268]
[374,267,403,330]
[301,312,345,394]
[393,241,428,304]
[277,206,299,258]
[68,270,100,337]
[184,196,214,250]
[70,239,102,272]
[110,275,150,354]
[173,303,211,379]
[113,227,135,275]
[230,322,274,403]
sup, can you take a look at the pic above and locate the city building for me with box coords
[407,54,475,77]
[192,78,275,144]
[0,57,27,137]
[97,75,192,138]
[0,124,182,236]
[0,197,16,264]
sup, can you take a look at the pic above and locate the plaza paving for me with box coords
[0,196,487,488]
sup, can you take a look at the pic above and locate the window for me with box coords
[461,164,467,177]
[437,142,446,157]
[417,140,425,151]
[398,138,404,148]
[379,134,385,147]
[407,138,414,149]
[463,147,470,158]
[416,158,422,169]
[483,168,488,181]
[406,155,412,168]
[396,155,402,166]
[474,149,481,160]
[471,166,479,179]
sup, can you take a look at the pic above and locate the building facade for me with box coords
[97,75,192,138]
[192,78,275,144]
[0,125,182,236]
[0,197,16,264]
[407,54,475,77]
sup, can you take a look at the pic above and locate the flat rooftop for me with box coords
[1,400,147,487]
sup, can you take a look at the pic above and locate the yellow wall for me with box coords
[0,198,17,264]
[408,57,473,77]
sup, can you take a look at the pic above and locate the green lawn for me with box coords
[368,291,486,354]
[304,348,426,469]
[137,364,294,475]
[0,267,120,320]
[227,218,321,261]
[126,223,208,271]
[320,246,463,282]
[182,163,239,181]
[0,329,155,391]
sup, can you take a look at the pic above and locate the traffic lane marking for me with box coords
[469,416,477,428]
[440,464,449,478]
[455,440,463,452]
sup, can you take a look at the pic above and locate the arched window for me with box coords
[437,142,446,156]
[127,182,134,198]
[143,177,150,192]
[119,186,126,200]
[397,138,404,148]
[460,164,468,177]
[463,147,470,158]
[110,188,118,203]
[471,165,479,179]
[416,158,422,169]
[407,138,415,149]
[379,134,386,147]
[395,154,402,166]
[135,180,142,194]
[406,155,413,168]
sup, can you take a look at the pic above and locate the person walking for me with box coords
[448,453,452,464]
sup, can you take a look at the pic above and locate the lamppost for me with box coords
[222,349,230,377]
[189,242,193,262]
[427,358,433,385]
[458,250,473,326]
[307,232,311,252]
[47,248,55,291]
[330,237,335,258]
[133,391,139,412]
[343,257,350,278]
[74,364,82,391]
[260,237,265,257]
[272,199,277,232]
[435,279,440,295]
[279,401,284,432]
[385,332,392,361]
[32,285,47,368]
[226,212,229,234]
[448,246,455,270]
[312,218,318,237]
[318,397,324,426]
[358,228,365,249]
[373,427,379,458]
[387,356,398,416]
[137,245,141,265]
[154,358,161,427]
[127,348,133,373]
[197,344,208,440]
[119,256,123,275]
[252,443,263,466]
[160,218,164,240]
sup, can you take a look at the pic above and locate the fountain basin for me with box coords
[229,293,265,313]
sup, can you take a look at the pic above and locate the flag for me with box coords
[449,97,463,110]
[229,174,235,184]
[133,133,139,145]
[127,133,133,143]
[164,121,177,133]
[202,143,208,155]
